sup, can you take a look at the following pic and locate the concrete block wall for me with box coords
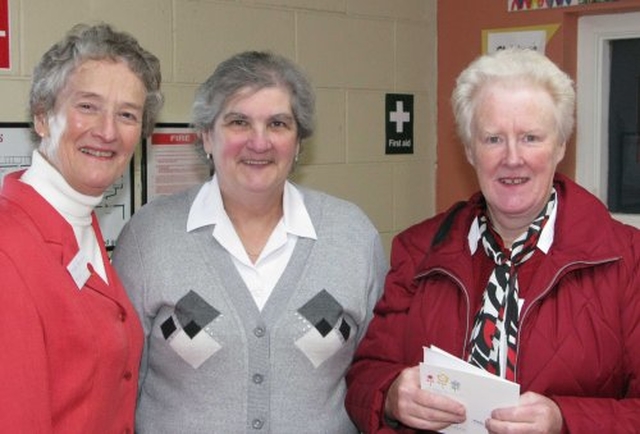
[1,0,437,256]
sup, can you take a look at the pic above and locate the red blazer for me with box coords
[0,171,143,434]
[346,174,640,433]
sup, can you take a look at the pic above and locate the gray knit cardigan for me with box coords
[112,184,387,433]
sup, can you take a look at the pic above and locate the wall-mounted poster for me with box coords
[142,123,210,204]
[0,0,10,70]
[483,24,560,54]
[0,122,33,181]
[98,163,134,251]
[509,0,617,12]
[0,122,134,250]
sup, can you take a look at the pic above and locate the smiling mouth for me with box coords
[81,148,114,158]
[243,159,272,165]
[499,177,528,185]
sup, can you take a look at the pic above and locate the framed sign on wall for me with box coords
[0,0,10,70]
[0,122,33,182]
[142,123,210,204]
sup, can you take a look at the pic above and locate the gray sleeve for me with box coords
[357,223,388,344]
[113,220,151,391]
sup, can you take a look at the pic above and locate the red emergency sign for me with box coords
[151,132,197,145]
[0,0,9,69]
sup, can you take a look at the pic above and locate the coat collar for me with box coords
[415,173,621,284]
[1,171,121,301]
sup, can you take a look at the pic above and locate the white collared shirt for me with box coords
[187,175,317,310]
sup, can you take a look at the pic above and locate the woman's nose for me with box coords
[504,140,523,165]
[247,126,270,151]
[93,112,117,142]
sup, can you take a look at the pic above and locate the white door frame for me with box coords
[576,11,640,228]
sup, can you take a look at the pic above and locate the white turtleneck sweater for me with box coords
[20,150,107,282]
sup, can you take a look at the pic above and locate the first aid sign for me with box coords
[0,0,9,70]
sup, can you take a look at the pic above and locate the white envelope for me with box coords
[420,346,520,434]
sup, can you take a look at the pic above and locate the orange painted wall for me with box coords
[436,0,640,212]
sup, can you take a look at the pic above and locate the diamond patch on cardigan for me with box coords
[175,290,220,333]
[298,289,343,336]
[160,290,222,369]
[295,289,352,368]
[168,327,221,369]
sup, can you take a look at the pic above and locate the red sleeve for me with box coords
[0,251,53,433]
[554,228,640,432]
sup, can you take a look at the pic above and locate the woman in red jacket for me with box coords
[0,23,162,433]
[346,48,640,433]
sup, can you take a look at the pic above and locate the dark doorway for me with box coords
[608,38,640,213]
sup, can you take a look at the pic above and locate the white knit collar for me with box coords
[20,150,103,226]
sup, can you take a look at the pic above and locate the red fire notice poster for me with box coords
[0,0,9,70]
[142,124,211,204]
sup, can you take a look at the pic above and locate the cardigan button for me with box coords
[123,371,133,381]
[251,419,263,429]
[253,326,265,337]
[252,373,264,384]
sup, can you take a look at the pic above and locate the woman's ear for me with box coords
[202,130,214,155]
[555,141,567,164]
[464,143,476,167]
[33,114,49,138]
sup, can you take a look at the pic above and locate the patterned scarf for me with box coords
[468,189,557,380]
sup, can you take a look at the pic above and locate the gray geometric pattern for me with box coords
[294,289,352,368]
[160,290,223,369]
[298,289,343,337]
[174,290,220,338]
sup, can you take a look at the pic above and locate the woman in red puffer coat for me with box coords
[346,48,640,434]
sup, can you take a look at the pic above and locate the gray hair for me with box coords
[451,48,575,147]
[191,51,315,149]
[29,22,163,141]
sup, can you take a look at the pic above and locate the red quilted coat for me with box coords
[346,174,640,433]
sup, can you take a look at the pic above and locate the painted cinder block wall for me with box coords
[0,0,437,257]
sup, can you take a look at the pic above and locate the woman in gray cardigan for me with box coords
[113,50,387,433]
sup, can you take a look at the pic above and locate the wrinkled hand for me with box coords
[486,391,563,434]
[384,366,466,431]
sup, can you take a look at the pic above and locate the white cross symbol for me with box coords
[389,100,410,134]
